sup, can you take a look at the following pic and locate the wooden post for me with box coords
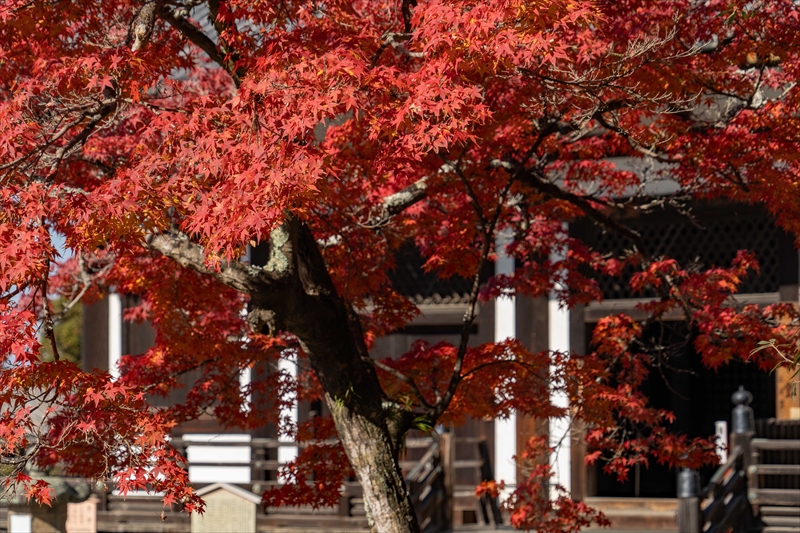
[252,440,265,484]
[440,431,455,530]
[477,439,504,525]
[676,468,702,533]
[570,418,588,502]
[730,386,757,516]
[338,495,352,517]
[775,366,800,420]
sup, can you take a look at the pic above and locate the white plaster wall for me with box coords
[183,434,253,484]
[548,226,572,498]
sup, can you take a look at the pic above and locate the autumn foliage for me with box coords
[2,0,800,531]
[478,437,611,533]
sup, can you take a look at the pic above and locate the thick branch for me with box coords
[321,175,429,246]
[144,231,266,293]
[158,7,228,73]
[130,1,163,51]
[401,0,415,34]
[360,175,429,229]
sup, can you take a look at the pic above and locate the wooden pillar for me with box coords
[730,386,757,518]
[338,494,352,517]
[570,418,587,502]
[251,441,265,485]
[676,468,702,533]
[569,304,586,501]
[730,387,755,473]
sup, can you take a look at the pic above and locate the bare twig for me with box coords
[370,359,432,410]
[432,173,515,419]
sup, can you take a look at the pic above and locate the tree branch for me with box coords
[206,0,245,85]
[370,358,432,410]
[158,6,229,75]
[359,175,429,229]
[144,230,267,293]
[41,259,60,362]
[130,1,164,51]
[401,0,415,34]
[450,159,487,228]
[431,174,515,420]
[516,167,648,256]
[322,175,429,245]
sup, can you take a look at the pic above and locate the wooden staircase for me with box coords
[752,419,800,533]
[759,506,800,533]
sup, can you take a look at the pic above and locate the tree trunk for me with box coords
[149,222,422,532]
[248,220,421,533]
[328,394,420,533]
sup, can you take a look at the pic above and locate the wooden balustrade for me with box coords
[678,387,800,533]
[406,437,447,533]
[85,434,462,532]
[0,431,501,532]
[701,447,752,533]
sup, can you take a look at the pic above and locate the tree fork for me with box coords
[150,218,421,531]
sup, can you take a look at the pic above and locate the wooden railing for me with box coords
[697,446,752,533]
[89,434,462,532]
[475,438,504,525]
[61,429,508,532]
[89,437,370,531]
[406,434,451,533]
[678,387,800,533]
[1,429,505,532]
[170,436,365,517]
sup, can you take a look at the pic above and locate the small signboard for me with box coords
[190,483,261,533]
[65,496,98,533]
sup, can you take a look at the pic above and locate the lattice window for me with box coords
[576,204,789,300]
[389,244,487,305]
[389,205,792,304]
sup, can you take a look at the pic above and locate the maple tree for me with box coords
[1,0,800,531]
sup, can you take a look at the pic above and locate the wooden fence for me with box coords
[0,431,502,532]
[89,433,460,532]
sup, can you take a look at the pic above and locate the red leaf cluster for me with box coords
[2,0,800,529]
